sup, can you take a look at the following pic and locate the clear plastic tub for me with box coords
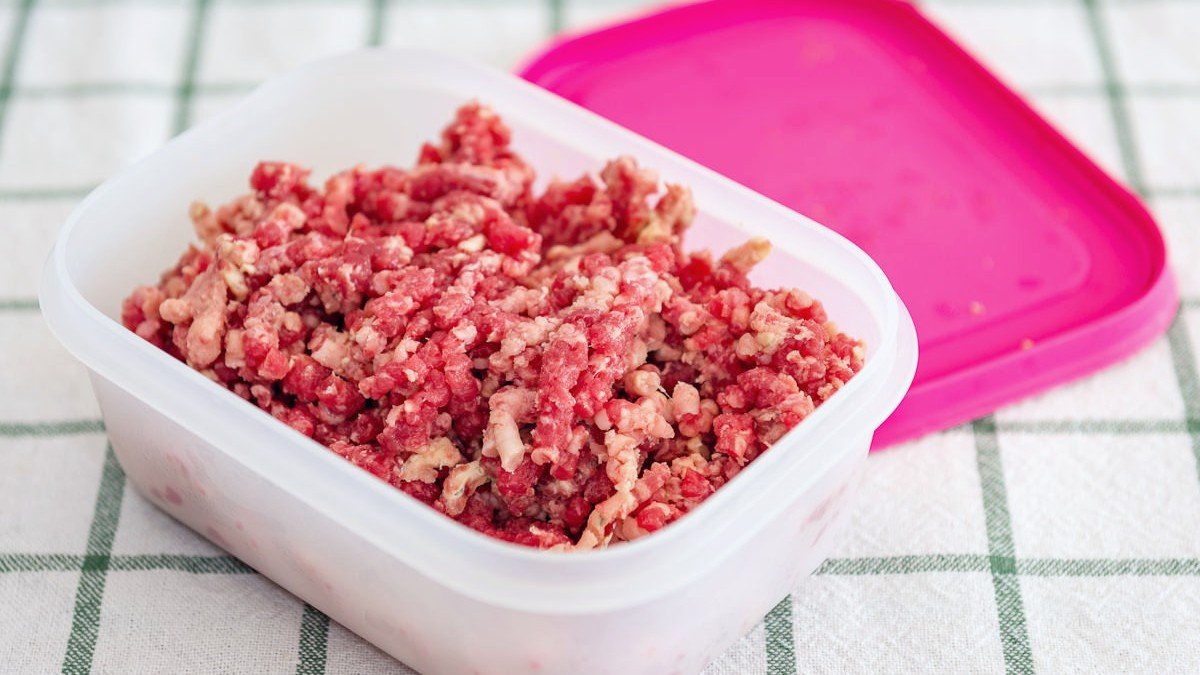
[40,50,917,675]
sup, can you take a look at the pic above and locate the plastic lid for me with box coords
[519,0,1177,447]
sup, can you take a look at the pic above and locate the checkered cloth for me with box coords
[3,0,1199,672]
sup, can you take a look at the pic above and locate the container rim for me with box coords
[40,48,916,613]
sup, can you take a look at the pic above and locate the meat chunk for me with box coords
[122,102,864,550]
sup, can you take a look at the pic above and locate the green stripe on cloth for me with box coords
[973,417,1035,674]
[817,554,991,575]
[366,0,387,46]
[1166,311,1200,410]
[0,185,94,200]
[1031,83,1200,98]
[764,596,795,675]
[61,444,127,674]
[0,553,85,573]
[1018,558,1200,577]
[9,81,257,100]
[1151,187,1200,199]
[173,0,211,135]
[991,574,1031,672]
[0,419,105,436]
[296,604,331,675]
[108,554,255,574]
[548,0,564,34]
[994,419,1187,434]
[0,0,34,155]
[1165,314,1200,487]
[818,555,1200,578]
[0,297,38,311]
[0,553,252,575]
[1081,0,1144,192]
[13,82,173,98]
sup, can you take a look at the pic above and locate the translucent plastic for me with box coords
[40,50,917,675]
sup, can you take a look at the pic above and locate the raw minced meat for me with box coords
[122,102,864,550]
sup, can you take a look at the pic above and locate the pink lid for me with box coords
[519,0,1177,448]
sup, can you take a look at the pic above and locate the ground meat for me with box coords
[123,102,865,551]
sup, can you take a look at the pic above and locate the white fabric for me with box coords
[2,1,1198,673]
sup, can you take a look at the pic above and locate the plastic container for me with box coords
[520,0,1178,448]
[40,49,917,674]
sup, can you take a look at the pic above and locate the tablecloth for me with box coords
[3,0,1199,672]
